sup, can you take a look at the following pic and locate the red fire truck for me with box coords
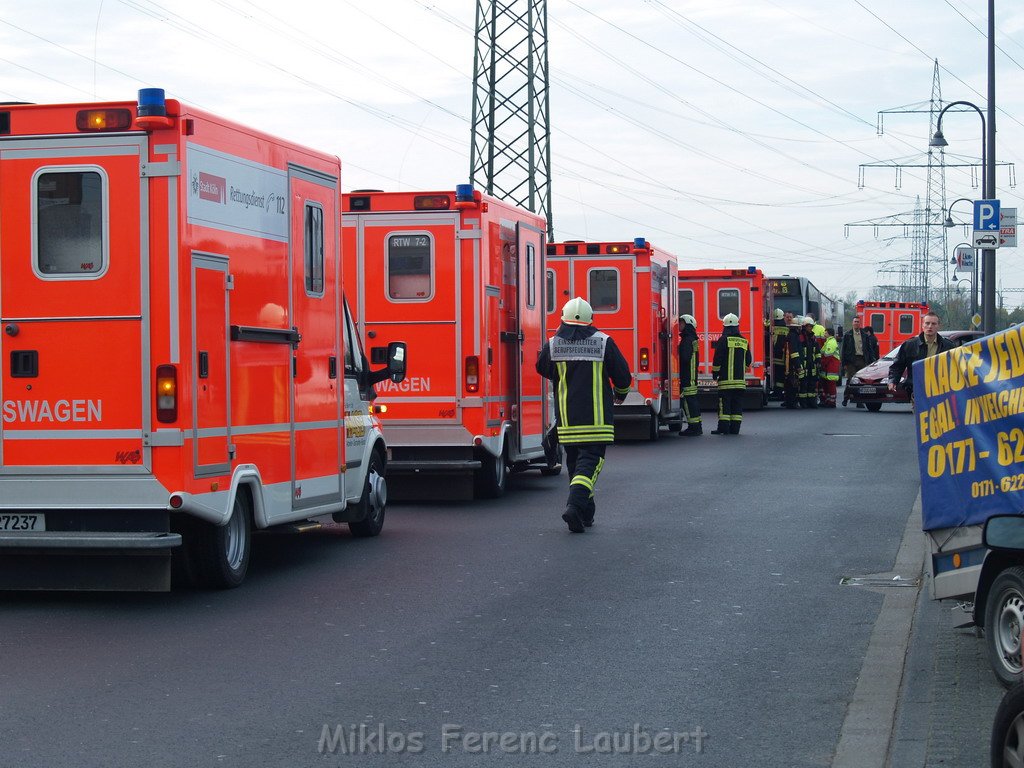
[856,300,930,357]
[677,268,771,408]
[0,90,406,591]
[342,186,558,500]
[545,238,681,440]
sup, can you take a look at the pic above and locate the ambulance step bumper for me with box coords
[387,459,482,472]
[0,532,180,591]
[0,531,181,549]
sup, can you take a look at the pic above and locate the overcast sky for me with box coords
[2,0,1022,308]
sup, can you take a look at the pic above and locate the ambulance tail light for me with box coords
[76,109,133,132]
[156,364,178,423]
[414,194,452,210]
[465,356,480,393]
[640,348,650,372]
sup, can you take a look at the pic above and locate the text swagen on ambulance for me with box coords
[677,267,772,409]
[857,299,930,357]
[914,323,1024,686]
[546,238,680,440]
[0,90,406,591]
[342,185,559,500]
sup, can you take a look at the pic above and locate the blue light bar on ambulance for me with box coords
[137,88,167,117]
[747,266,757,274]
[455,184,475,202]
[633,237,647,249]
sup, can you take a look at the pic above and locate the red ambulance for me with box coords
[856,300,929,357]
[545,239,681,440]
[0,90,406,590]
[677,268,771,408]
[342,186,558,500]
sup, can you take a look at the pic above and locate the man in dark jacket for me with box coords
[711,313,752,435]
[888,311,954,400]
[537,297,632,533]
[678,313,702,436]
[841,316,876,406]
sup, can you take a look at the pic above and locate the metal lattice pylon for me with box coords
[470,0,553,236]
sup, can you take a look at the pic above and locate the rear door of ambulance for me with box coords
[354,212,460,429]
[0,134,150,480]
[514,222,546,457]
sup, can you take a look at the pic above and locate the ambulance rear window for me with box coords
[899,313,914,334]
[304,203,324,296]
[35,170,105,277]
[387,233,433,301]
[589,268,618,312]
[718,288,740,319]
[678,289,694,318]
[545,269,555,314]
[871,313,885,332]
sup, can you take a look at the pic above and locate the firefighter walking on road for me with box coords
[711,313,752,435]
[678,313,702,436]
[537,297,632,533]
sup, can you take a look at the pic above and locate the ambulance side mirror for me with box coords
[387,341,407,383]
[984,515,1024,552]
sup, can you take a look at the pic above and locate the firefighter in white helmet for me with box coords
[536,297,632,532]
[678,314,702,436]
[711,313,751,435]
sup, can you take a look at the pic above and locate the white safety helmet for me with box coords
[805,315,815,325]
[722,313,739,327]
[561,296,593,326]
[681,313,697,327]
[774,308,784,320]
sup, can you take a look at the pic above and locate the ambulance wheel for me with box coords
[475,444,508,498]
[192,489,252,589]
[349,450,386,538]
[865,403,882,412]
[648,413,660,441]
[990,681,1024,766]
[985,568,1024,688]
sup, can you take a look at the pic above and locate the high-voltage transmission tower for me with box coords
[470,0,553,236]
[846,61,948,304]
[847,60,1014,305]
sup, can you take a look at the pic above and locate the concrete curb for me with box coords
[832,492,925,768]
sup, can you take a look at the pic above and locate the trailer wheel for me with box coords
[349,450,386,538]
[192,489,252,589]
[865,402,882,412]
[991,681,1024,766]
[474,443,508,498]
[986,568,1024,688]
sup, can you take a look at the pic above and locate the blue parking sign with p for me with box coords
[974,199,1000,231]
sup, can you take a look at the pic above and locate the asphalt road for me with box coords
[1,403,922,768]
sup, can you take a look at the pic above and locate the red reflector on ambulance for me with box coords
[414,195,452,210]
[76,109,133,132]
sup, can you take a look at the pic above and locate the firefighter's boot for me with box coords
[562,506,585,533]
[680,425,703,437]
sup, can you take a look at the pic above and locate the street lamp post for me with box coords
[929,1,997,335]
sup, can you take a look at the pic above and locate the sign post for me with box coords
[973,199,1001,249]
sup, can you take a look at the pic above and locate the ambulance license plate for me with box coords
[859,386,877,394]
[0,513,46,531]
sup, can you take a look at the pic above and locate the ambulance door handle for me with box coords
[198,351,209,379]
[329,356,338,379]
